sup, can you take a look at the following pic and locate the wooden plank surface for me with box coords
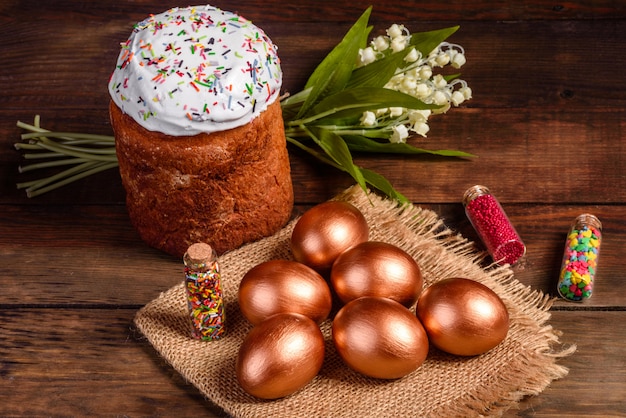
[1,0,625,416]
[1,309,623,416]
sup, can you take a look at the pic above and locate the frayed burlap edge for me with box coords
[134,185,575,418]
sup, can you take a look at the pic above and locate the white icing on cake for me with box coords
[109,5,282,136]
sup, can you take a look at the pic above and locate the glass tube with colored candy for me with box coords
[463,185,526,266]
[557,214,602,302]
[183,242,226,340]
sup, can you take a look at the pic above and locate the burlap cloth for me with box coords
[134,185,575,417]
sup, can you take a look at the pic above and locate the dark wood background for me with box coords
[1,0,624,416]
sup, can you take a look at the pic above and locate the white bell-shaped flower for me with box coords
[360,111,377,126]
[390,124,409,143]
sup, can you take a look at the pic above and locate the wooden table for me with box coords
[1,1,624,416]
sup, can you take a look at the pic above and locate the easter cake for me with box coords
[109,5,293,257]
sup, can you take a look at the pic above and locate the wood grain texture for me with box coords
[1,0,624,416]
[0,309,623,416]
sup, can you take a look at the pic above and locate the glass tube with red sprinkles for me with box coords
[183,242,225,341]
[557,214,602,302]
[463,185,526,266]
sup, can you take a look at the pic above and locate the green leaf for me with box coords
[281,87,311,122]
[290,129,409,203]
[409,26,459,56]
[296,7,372,119]
[359,167,410,203]
[346,49,409,89]
[306,126,367,192]
[343,134,476,157]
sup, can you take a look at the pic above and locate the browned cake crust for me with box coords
[110,100,294,257]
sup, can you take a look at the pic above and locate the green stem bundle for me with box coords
[14,117,117,198]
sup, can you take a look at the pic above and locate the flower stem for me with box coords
[19,157,90,173]
[14,116,119,197]
[284,102,378,127]
[20,130,115,143]
[285,137,343,171]
[17,161,119,198]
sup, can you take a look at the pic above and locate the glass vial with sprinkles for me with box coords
[183,242,225,341]
[557,214,602,302]
[463,185,526,266]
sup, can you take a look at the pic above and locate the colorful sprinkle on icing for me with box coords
[109,5,282,136]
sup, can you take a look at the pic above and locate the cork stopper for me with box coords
[462,185,491,206]
[183,243,216,271]
[575,213,602,231]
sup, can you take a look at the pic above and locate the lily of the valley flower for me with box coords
[360,111,377,126]
[390,124,409,143]
[356,24,472,139]
[408,109,431,137]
